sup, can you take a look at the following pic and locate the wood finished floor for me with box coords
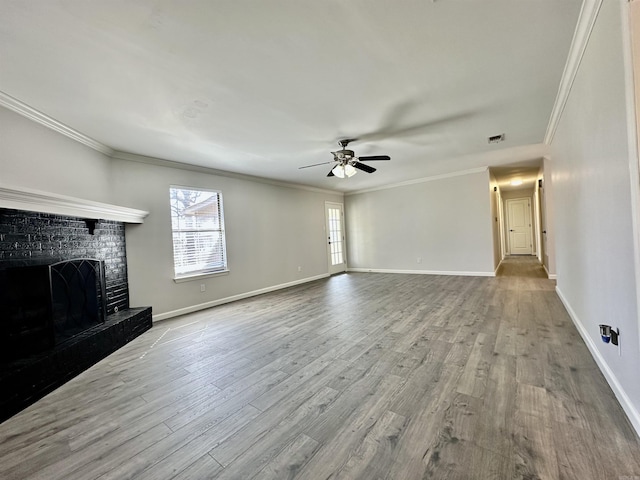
[1,256,640,479]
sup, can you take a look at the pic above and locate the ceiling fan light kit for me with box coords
[332,163,357,178]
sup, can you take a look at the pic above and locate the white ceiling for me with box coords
[0,1,582,192]
[491,161,542,192]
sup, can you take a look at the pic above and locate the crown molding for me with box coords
[0,184,149,223]
[544,0,603,144]
[0,90,114,156]
[345,166,489,196]
[0,90,342,196]
[111,150,344,197]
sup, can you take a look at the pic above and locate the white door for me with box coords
[506,198,533,255]
[325,202,346,274]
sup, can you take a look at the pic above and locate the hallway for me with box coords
[498,255,548,278]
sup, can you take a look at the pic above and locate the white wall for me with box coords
[0,104,344,320]
[632,1,640,161]
[501,188,534,200]
[551,0,640,433]
[0,106,113,203]
[110,158,343,319]
[344,169,495,275]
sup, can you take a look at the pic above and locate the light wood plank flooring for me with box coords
[1,256,640,479]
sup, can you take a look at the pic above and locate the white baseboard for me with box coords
[494,259,504,276]
[555,286,640,438]
[544,264,557,280]
[346,268,495,277]
[152,273,330,322]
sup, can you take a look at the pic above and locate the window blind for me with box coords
[170,187,227,277]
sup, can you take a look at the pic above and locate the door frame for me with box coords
[324,202,347,274]
[497,188,506,260]
[536,177,546,265]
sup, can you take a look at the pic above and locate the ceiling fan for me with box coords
[299,139,390,178]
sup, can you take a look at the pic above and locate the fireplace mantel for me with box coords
[0,184,148,223]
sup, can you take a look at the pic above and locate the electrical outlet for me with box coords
[599,324,619,349]
[200,284,206,292]
[298,266,302,272]
[417,257,422,264]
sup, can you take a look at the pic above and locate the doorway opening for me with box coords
[325,202,346,275]
[489,161,553,278]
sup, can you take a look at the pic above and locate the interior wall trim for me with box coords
[111,151,344,197]
[542,262,558,280]
[152,273,330,322]
[544,0,603,144]
[344,166,489,196]
[0,91,343,197]
[556,286,640,438]
[347,268,495,277]
[0,184,149,223]
[0,91,114,156]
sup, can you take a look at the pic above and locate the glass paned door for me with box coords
[325,202,346,274]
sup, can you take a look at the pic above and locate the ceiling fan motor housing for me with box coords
[336,149,355,161]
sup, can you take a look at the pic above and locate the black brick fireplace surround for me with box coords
[0,208,152,422]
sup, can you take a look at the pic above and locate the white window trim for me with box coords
[170,185,228,279]
[173,269,230,283]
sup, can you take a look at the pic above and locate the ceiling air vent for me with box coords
[488,133,505,144]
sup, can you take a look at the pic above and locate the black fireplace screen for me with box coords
[49,258,107,342]
[1,258,107,362]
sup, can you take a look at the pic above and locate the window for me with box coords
[170,186,227,278]
[327,205,344,266]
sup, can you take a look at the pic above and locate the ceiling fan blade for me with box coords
[327,168,335,177]
[353,162,376,174]
[299,161,334,169]
[355,109,474,143]
[358,155,390,161]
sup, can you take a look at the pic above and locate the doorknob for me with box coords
[509,229,514,232]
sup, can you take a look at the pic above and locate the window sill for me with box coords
[173,270,230,283]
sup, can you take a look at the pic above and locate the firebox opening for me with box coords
[1,258,106,363]
[49,258,106,343]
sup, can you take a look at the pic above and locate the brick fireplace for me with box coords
[0,187,152,423]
